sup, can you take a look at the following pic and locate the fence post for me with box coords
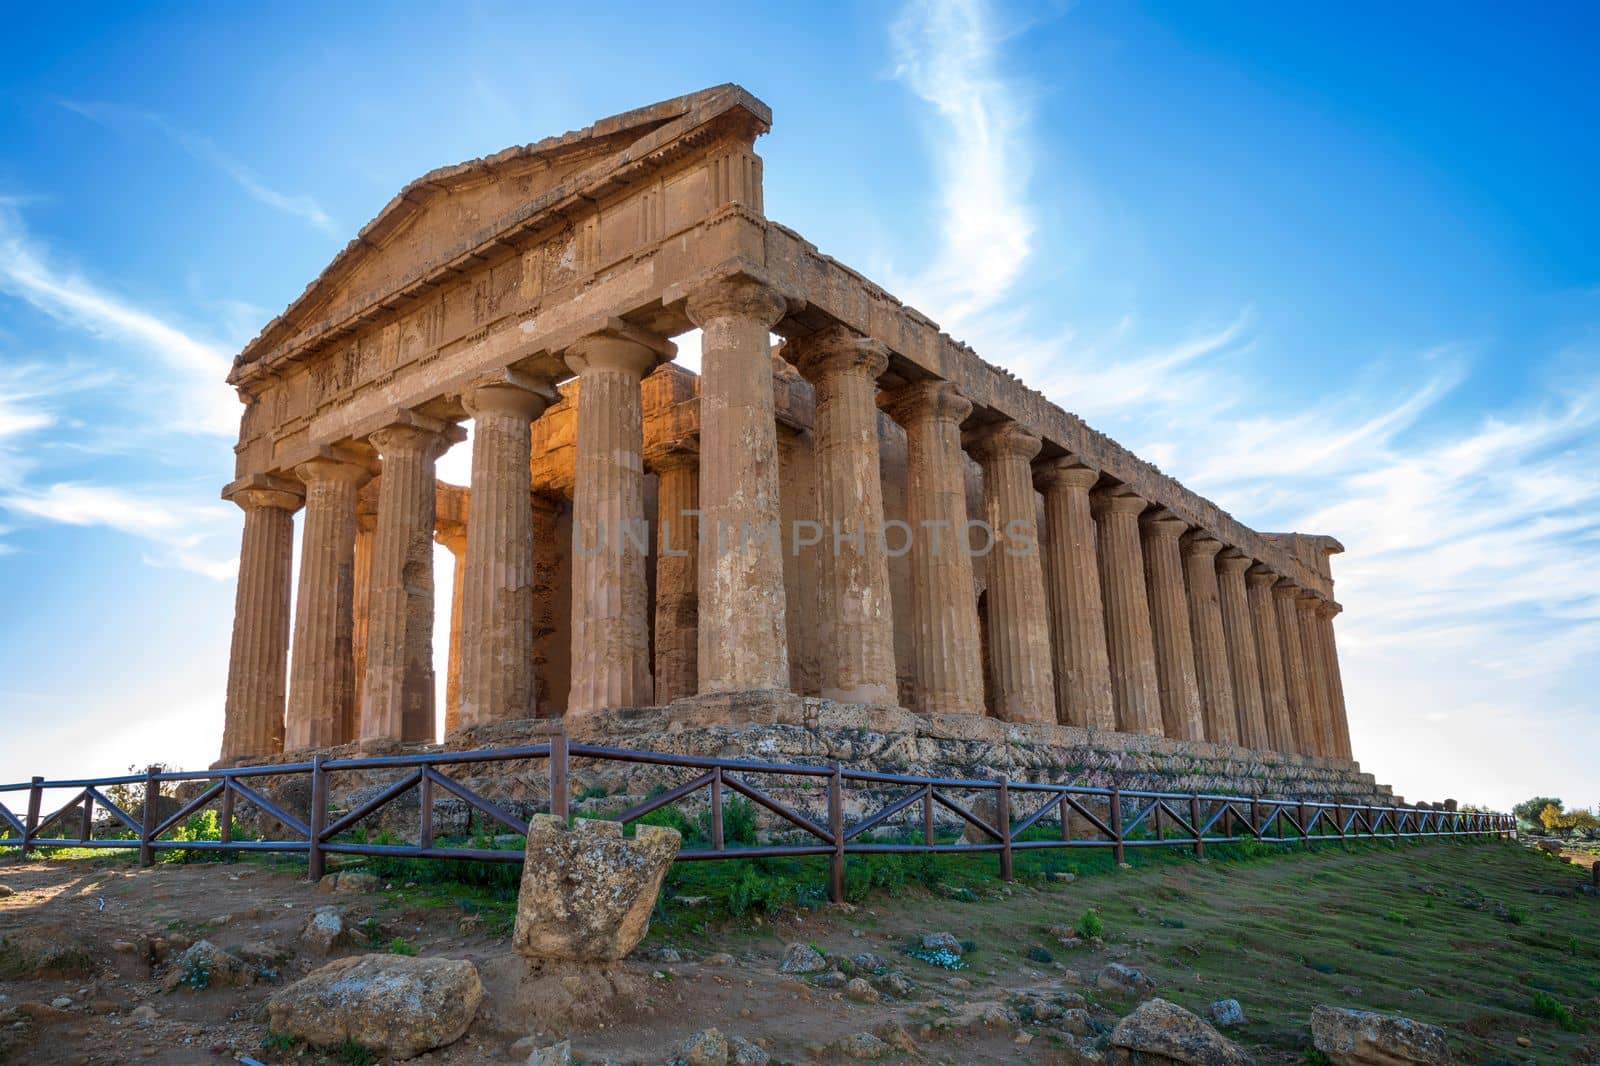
[418,766,434,851]
[219,780,234,846]
[997,777,1013,882]
[923,786,935,847]
[1110,788,1125,867]
[1190,793,1204,860]
[80,790,94,843]
[549,728,569,823]
[1334,802,1345,844]
[710,767,725,852]
[139,766,159,867]
[1591,862,1598,890]
[307,754,326,882]
[827,762,845,904]
[1059,793,1071,843]
[1297,802,1310,850]
[22,776,43,853]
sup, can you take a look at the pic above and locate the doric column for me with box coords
[791,326,896,704]
[351,490,376,719]
[565,328,670,716]
[881,380,984,715]
[1034,458,1115,730]
[1246,565,1295,753]
[455,377,550,730]
[285,456,370,751]
[1180,533,1237,746]
[1091,487,1163,735]
[648,441,700,704]
[1216,550,1270,750]
[1141,510,1204,741]
[684,276,792,694]
[1272,580,1317,757]
[966,421,1055,723]
[1297,593,1335,758]
[360,416,459,743]
[530,492,564,713]
[1317,601,1353,759]
[219,482,302,762]
[435,524,467,734]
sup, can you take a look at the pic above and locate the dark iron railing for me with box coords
[0,725,1515,901]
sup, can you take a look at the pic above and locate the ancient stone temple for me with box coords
[218,86,1363,797]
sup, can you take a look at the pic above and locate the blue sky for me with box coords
[1,1,1595,810]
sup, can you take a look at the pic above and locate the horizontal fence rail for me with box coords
[0,731,1515,902]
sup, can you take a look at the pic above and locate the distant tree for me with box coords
[1540,804,1570,837]
[1514,796,1563,828]
[1568,809,1600,838]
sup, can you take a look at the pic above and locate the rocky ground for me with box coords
[1,838,1596,1064]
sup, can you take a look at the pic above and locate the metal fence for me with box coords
[0,726,1514,902]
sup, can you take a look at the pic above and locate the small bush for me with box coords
[1531,991,1582,1032]
[1075,909,1105,940]
[334,1039,374,1065]
[1026,945,1054,964]
[180,955,212,992]
[388,937,418,957]
[1382,911,1410,925]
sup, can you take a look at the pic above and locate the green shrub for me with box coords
[1075,909,1105,939]
[1532,991,1582,1032]
[387,937,417,957]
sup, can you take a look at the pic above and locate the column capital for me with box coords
[1317,600,1343,619]
[880,378,971,428]
[682,272,791,331]
[463,369,558,420]
[1245,563,1279,589]
[293,452,373,489]
[368,410,465,459]
[787,324,890,384]
[1139,508,1190,540]
[1294,589,1324,610]
[563,322,675,380]
[1033,455,1100,493]
[1091,485,1149,517]
[1216,548,1253,575]
[223,473,304,513]
[644,438,700,474]
[1180,531,1223,558]
[434,521,467,554]
[1272,578,1302,601]
[964,420,1042,463]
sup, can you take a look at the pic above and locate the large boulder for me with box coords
[1309,1006,1449,1066]
[512,815,680,961]
[1109,998,1254,1065]
[267,954,482,1060]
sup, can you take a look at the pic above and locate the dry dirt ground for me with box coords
[1,839,1597,1065]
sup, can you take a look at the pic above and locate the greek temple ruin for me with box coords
[217,85,1356,781]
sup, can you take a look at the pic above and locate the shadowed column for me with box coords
[1273,580,1317,757]
[220,482,303,762]
[967,421,1055,724]
[792,326,897,705]
[456,377,550,730]
[1091,487,1163,735]
[1298,593,1335,758]
[361,417,460,743]
[286,456,370,751]
[1181,532,1237,746]
[351,488,377,721]
[1034,458,1115,730]
[435,523,467,734]
[566,328,671,716]
[1141,509,1205,741]
[1216,549,1270,750]
[881,380,984,715]
[530,492,565,714]
[1317,601,1353,759]
[685,276,792,694]
[1247,565,1296,753]
[648,441,700,704]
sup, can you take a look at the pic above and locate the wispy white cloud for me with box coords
[60,100,339,236]
[0,482,238,580]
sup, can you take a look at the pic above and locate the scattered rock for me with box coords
[512,816,681,961]
[301,906,347,956]
[1052,872,1077,883]
[840,1031,892,1059]
[130,1004,158,1026]
[813,970,849,989]
[846,977,881,1003]
[267,954,482,1060]
[852,952,889,973]
[1309,1006,1449,1066]
[1209,999,1247,1028]
[921,932,964,955]
[875,971,914,997]
[317,871,380,895]
[729,1034,771,1065]
[650,946,683,964]
[1097,962,1157,999]
[681,1027,730,1066]
[160,940,255,992]
[1109,998,1254,1065]
[0,886,13,898]
[49,996,72,1010]
[780,943,827,974]
[521,1037,571,1066]
[947,976,973,990]
[704,952,736,967]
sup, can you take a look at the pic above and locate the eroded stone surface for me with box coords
[1109,998,1254,1065]
[1309,1006,1450,1066]
[267,954,482,1060]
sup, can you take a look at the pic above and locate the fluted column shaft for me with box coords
[1216,552,1270,750]
[1317,602,1353,759]
[685,277,791,694]
[457,381,548,729]
[220,486,302,762]
[1035,460,1115,730]
[286,457,369,751]
[1297,594,1335,758]
[566,332,664,716]
[793,327,896,704]
[968,422,1054,723]
[650,443,700,704]
[436,527,467,734]
[530,493,564,714]
[882,381,984,715]
[1091,489,1163,735]
[351,497,376,719]
[1181,533,1236,746]
[1246,566,1295,753]
[361,421,454,743]
[1273,581,1317,757]
[1142,512,1205,741]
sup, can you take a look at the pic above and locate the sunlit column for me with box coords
[1091,487,1163,735]
[1141,509,1205,741]
[1216,550,1270,750]
[1034,458,1116,730]
[1181,533,1237,746]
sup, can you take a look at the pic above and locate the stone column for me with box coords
[1246,565,1295,753]
[1180,533,1237,746]
[1297,593,1335,759]
[565,328,669,716]
[1216,550,1270,750]
[1272,580,1316,757]
[684,276,791,694]
[1034,458,1115,730]
[455,378,549,730]
[791,326,896,704]
[360,417,458,743]
[1317,601,1353,759]
[219,483,302,762]
[1141,510,1205,741]
[648,441,699,705]
[966,422,1055,723]
[881,380,984,715]
[435,524,467,734]
[1090,488,1163,735]
[351,491,376,720]
[530,492,565,713]
[285,456,369,751]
